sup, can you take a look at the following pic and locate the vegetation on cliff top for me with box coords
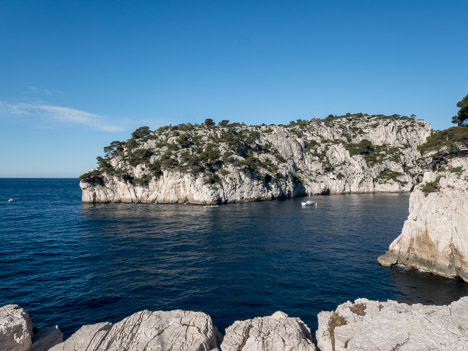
[417,94,468,166]
[79,113,426,187]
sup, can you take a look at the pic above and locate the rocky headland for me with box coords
[3,297,468,351]
[378,155,468,281]
[79,114,431,204]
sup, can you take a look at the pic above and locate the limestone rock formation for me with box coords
[378,156,468,281]
[80,115,431,204]
[0,304,62,351]
[49,310,221,351]
[221,311,316,351]
[316,296,468,351]
[0,304,33,351]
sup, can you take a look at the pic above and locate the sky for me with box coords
[0,0,467,177]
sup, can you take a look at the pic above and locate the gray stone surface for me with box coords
[0,304,33,351]
[221,311,316,351]
[316,296,468,351]
[30,326,62,351]
[378,156,468,281]
[49,310,220,351]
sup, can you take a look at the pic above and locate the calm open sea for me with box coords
[1,178,467,337]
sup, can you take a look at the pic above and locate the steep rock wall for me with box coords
[378,156,468,281]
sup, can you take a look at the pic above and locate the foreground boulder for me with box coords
[316,296,468,351]
[378,156,468,281]
[221,311,315,351]
[49,310,220,351]
[0,304,33,351]
[0,304,62,351]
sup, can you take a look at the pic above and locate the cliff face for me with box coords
[80,115,431,204]
[378,156,468,281]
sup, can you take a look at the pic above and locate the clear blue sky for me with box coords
[1,0,467,177]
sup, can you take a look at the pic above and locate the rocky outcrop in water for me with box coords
[80,115,431,204]
[378,156,468,281]
[49,310,221,351]
[221,311,315,351]
[316,296,468,351]
[0,304,62,351]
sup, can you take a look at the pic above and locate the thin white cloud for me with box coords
[28,86,52,95]
[0,101,124,132]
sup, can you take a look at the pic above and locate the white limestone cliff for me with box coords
[80,115,431,204]
[378,156,468,281]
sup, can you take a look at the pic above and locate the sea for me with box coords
[1,178,467,337]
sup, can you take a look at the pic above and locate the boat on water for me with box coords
[301,200,315,207]
[8,198,14,203]
[203,205,219,208]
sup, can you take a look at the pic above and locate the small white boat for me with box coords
[301,200,315,207]
[203,205,219,208]
[8,198,14,203]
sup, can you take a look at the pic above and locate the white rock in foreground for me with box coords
[221,311,316,351]
[49,310,220,351]
[378,156,468,281]
[316,296,468,351]
[0,304,33,351]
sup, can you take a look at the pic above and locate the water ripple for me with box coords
[1,179,468,337]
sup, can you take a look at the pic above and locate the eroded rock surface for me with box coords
[0,304,33,351]
[316,297,468,351]
[221,311,316,351]
[378,156,468,281]
[49,310,220,351]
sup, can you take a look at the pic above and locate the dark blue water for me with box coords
[1,179,467,337]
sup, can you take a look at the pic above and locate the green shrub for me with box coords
[149,161,162,177]
[204,118,216,128]
[78,169,101,180]
[274,152,286,163]
[346,139,374,156]
[421,176,442,196]
[131,126,151,139]
[96,156,113,172]
[246,131,261,144]
[418,127,468,154]
[206,173,221,185]
[449,166,463,174]
[375,169,403,182]
[304,139,319,152]
[104,141,124,157]
[128,149,153,167]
